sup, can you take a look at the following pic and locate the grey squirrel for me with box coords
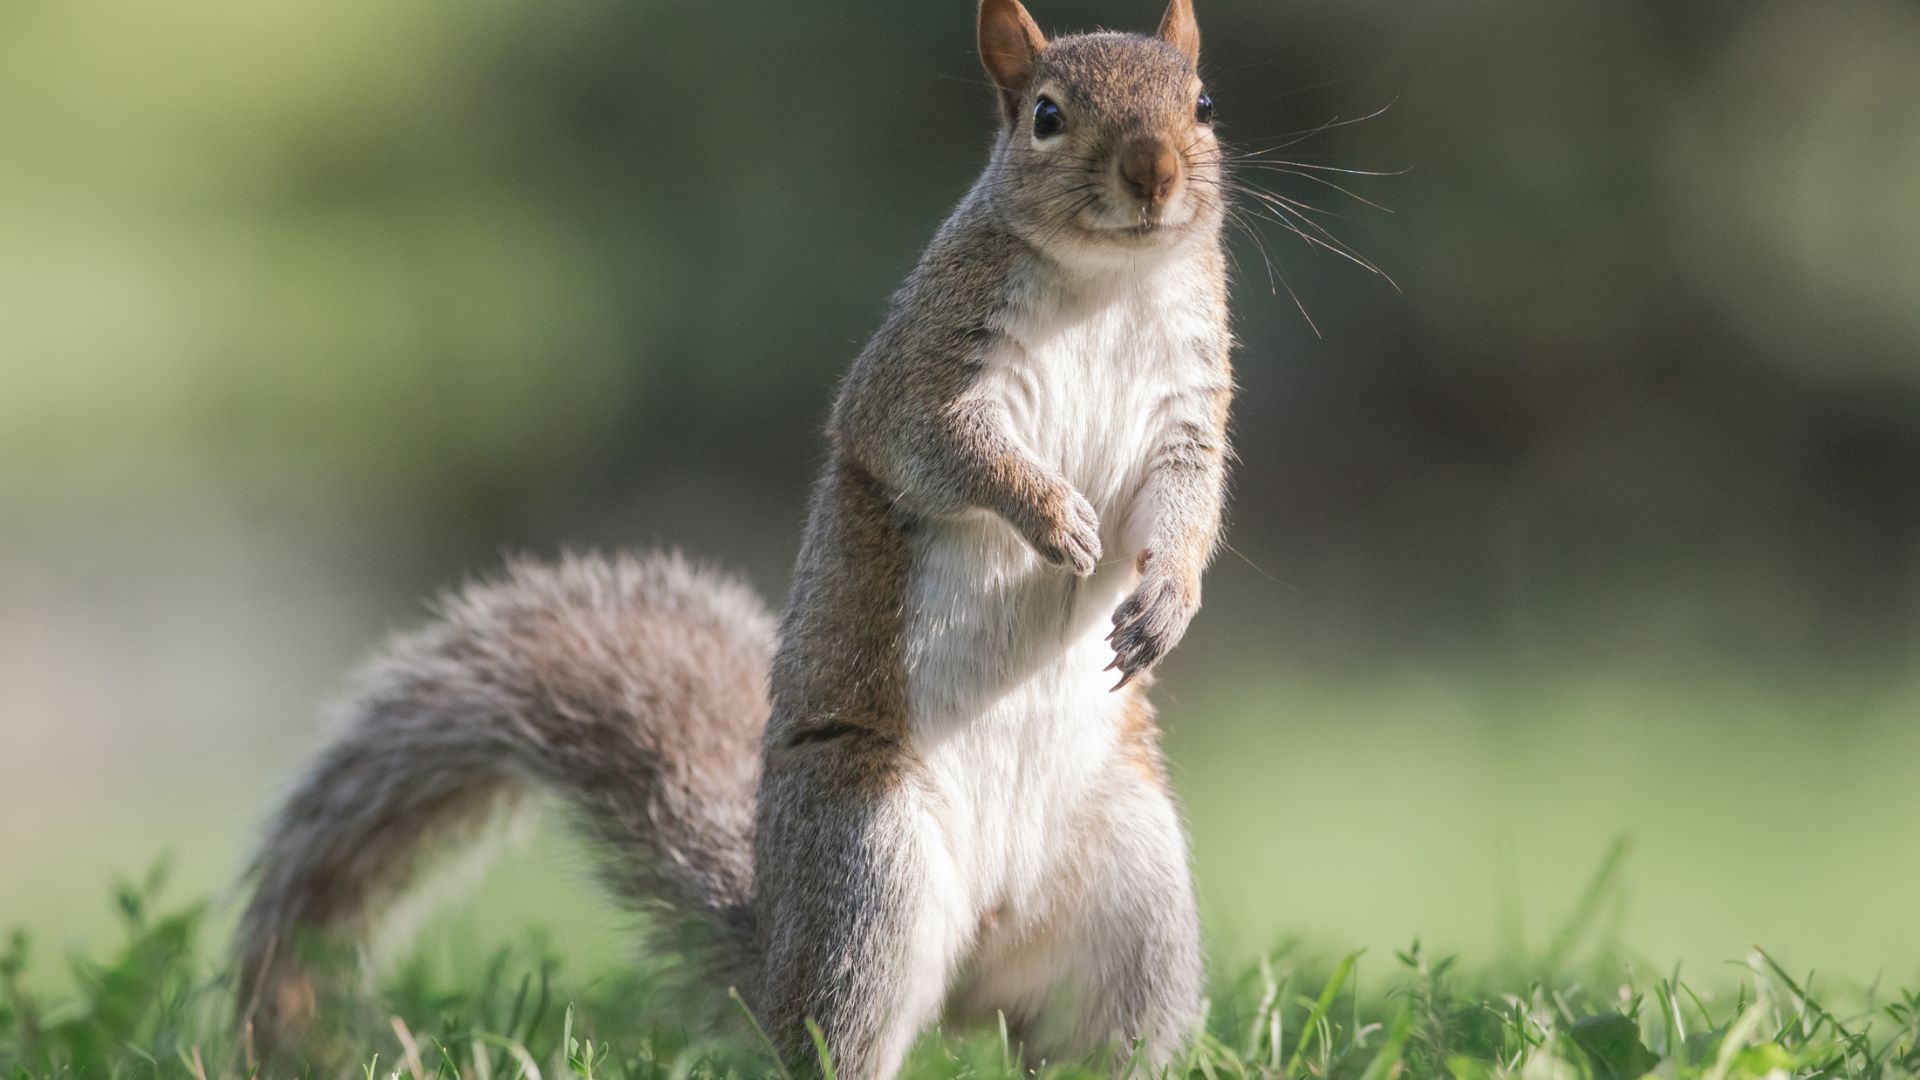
[234,1,1234,1075]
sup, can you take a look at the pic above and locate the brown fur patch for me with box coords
[272,973,317,1033]
[766,455,916,758]
[1119,686,1169,788]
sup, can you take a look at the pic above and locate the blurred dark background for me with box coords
[3,0,1917,987]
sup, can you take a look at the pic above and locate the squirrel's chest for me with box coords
[899,292,1211,896]
[983,296,1198,506]
[901,296,1207,723]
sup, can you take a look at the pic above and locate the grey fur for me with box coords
[234,553,774,1047]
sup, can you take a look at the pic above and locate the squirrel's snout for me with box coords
[1118,138,1182,209]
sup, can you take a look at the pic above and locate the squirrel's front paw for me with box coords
[1025,487,1103,576]
[1105,569,1199,690]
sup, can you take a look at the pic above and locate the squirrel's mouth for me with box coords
[1085,214,1184,244]
[1075,193,1199,245]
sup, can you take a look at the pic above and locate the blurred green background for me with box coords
[3,0,1918,994]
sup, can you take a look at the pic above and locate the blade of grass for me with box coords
[1286,950,1359,1077]
[805,1019,837,1080]
[1357,1008,1415,1080]
[1542,836,1632,973]
[391,1016,426,1080]
[1702,1001,1770,1080]
[730,987,793,1080]
[472,1034,544,1080]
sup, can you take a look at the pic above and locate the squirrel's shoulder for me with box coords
[892,191,1030,333]
[831,191,1029,408]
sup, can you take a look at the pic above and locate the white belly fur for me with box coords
[901,257,1217,931]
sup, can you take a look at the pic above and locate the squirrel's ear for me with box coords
[979,0,1047,123]
[1157,0,1200,67]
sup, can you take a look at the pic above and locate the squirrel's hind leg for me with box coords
[1057,771,1206,1068]
[960,719,1205,1071]
[752,737,972,1079]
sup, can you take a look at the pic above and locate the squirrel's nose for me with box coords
[1118,138,1182,207]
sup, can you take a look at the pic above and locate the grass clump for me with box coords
[5,862,1919,1079]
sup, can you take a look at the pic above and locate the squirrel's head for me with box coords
[977,0,1223,259]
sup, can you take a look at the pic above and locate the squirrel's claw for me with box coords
[1104,569,1199,692]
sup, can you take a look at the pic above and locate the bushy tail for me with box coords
[233,551,774,1050]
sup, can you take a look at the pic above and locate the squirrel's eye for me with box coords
[1033,96,1066,139]
[1195,92,1214,125]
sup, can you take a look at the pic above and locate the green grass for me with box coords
[8,668,1919,1078]
[12,668,1920,998]
[6,859,1920,1079]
